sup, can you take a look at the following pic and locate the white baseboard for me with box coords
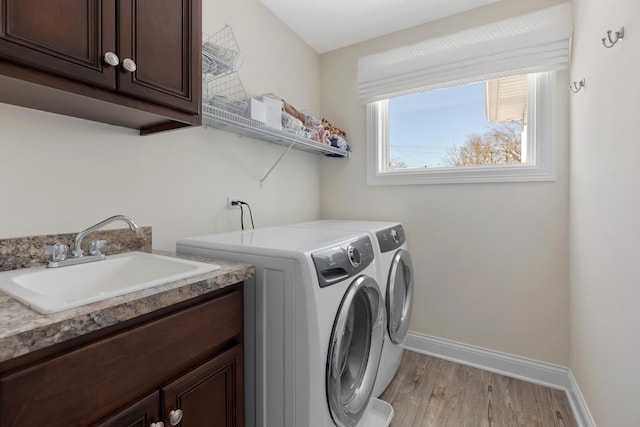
[404,331,596,427]
[566,369,598,427]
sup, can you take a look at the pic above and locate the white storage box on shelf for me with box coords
[245,98,267,124]
[257,96,282,130]
[245,96,282,130]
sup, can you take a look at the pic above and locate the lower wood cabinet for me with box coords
[99,344,243,427]
[163,344,243,427]
[0,285,244,427]
[97,392,162,427]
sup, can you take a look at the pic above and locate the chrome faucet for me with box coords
[73,215,139,258]
[45,215,140,268]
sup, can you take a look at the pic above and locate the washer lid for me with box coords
[387,249,414,344]
[326,275,385,427]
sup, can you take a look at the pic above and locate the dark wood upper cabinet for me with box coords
[0,0,117,88]
[119,0,199,114]
[0,0,201,133]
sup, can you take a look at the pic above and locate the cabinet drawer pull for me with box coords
[150,422,164,427]
[103,52,120,66]
[122,58,137,72]
[169,409,183,425]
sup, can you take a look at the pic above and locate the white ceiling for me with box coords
[259,0,502,53]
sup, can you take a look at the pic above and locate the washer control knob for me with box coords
[390,228,400,244]
[347,246,361,268]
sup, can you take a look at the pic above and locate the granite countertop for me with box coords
[0,251,254,363]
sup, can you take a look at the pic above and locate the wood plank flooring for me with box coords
[380,351,577,427]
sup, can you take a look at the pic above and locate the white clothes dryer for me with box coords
[287,220,414,397]
[177,226,391,427]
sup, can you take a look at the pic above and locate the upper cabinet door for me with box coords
[0,0,117,89]
[118,0,201,114]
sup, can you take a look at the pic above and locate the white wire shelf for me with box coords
[202,103,351,158]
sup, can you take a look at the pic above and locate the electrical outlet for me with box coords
[227,196,242,209]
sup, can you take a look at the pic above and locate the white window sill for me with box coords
[367,163,555,185]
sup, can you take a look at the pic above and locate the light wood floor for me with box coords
[380,351,577,427]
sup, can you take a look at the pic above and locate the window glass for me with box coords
[388,76,526,170]
[366,72,555,185]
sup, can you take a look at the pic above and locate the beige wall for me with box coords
[319,0,571,365]
[570,0,640,424]
[0,0,322,250]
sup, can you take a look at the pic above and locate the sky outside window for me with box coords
[389,82,491,168]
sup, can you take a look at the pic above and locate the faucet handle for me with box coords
[89,240,107,256]
[44,244,68,262]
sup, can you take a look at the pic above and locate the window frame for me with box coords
[366,72,557,185]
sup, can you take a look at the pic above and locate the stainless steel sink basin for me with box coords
[0,252,220,314]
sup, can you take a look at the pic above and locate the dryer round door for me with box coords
[326,275,385,427]
[387,249,414,344]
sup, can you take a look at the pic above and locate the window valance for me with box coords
[356,2,571,105]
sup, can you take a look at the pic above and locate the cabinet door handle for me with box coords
[150,422,164,427]
[103,52,120,66]
[169,409,183,425]
[122,58,137,72]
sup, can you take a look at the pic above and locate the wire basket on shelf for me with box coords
[202,25,242,76]
[203,72,248,116]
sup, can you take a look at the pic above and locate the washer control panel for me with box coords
[376,224,406,253]
[312,235,374,288]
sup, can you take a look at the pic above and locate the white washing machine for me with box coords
[287,220,414,397]
[177,226,393,427]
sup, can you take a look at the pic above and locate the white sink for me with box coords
[0,252,220,314]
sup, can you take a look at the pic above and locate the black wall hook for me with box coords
[569,79,586,94]
[602,27,624,48]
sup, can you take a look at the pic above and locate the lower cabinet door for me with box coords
[162,345,244,427]
[97,391,162,427]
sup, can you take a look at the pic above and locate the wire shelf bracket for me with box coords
[259,141,297,186]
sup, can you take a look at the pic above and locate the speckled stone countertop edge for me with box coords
[0,251,254,363]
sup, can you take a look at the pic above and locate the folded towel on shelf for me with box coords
[282,111,304,131]
[282,111,315,139]
[330,136,350,151]
[280,101,348,149]
[325,136,351,157]
[314,129,331,145]
[305,115,321,129]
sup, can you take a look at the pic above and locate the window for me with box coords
[357,3,569,185]
[366,71,556,185]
